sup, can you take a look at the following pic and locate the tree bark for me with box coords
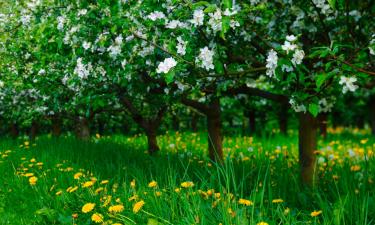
[51,116,62,137]
[279,104,288,135]
[207,98,223,162]
[371,96,375,136]
[10,123,19,139]
[29,121,38,141]
[75,117,90,140]
[145,127,160,154]
[299,112,318,186]
[246,110,256,135]
[318,113,328,139]
[191,113,198,132]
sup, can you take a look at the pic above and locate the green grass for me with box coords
[0,129,374,225]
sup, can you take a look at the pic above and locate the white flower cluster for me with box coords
[339,76,358,93]
[176,36,187,56]
[289,98,307,113]
[74,58,92,79]
[197,47,215,71]
[166,20,188,29]
[107,35,123,58]
[319,97,335,113]
[147,11,166,21]
[266,49,278,77]
[208,9,222,33]
[57,16,65,31]
[312,0,332,15]
[191,9,204,26]
[156,57,177,74]
[281,35,305,67]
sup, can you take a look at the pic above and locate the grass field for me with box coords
[0,129,374,225]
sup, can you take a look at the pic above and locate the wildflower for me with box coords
[311,210,322,217]
[24,173,34,177]
[147,11,166,21]
[339,76,358,93]
[82,181,95,188]
[266,49,278,77]
[257,222,269,225]
[109,205,124,213]
[281,41,297,54]
[74,172,83,179]
[30,158,36,163]
[238,198,253,206]
[351,165,361,171]
[286,35,297,42]
[95,187,104,194]
[181,181,194,188]
[130,179,136,188]
[291,49,305,65]
[29,176,38,185]
[133,200,145,213]
[82,203,95,213]
[101,180,109,185]
[175,188,181,193]
[55,190,62,196]
[197,47,214,70]
[67,186,78,193]
[91,213,103,223]
[272,199,284,203]
[148,180,157,188]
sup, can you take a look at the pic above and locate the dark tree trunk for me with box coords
[299,113,318,185]
[371,96,375,136]
[318,113,328,139]
[246,110,256,135]
[29,121,38,141]
[172,114,179,131]
[279,104,288,135]
[191,113,198,132]
[75,117,90,140]
[10,123,19,139]
[51,116,62,137]
[207,98,223,162]
[145,127,160,154]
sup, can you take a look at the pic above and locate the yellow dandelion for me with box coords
[82,181,95,188]
[181,181,194,188]
[128,194,138,202]
[82,203,95,213]
[30,158,36,163]
[100,180,109,185]
[311,210,322,217]
[24,173,34,177]
[55,190,63,196]
[272,199,284,203]
[130,179,136,188]
[351,165,361,171]
[238,198,253,206]
[68,186,78,193]
[24,141,29,146]
[29,176,38,185]
[74,172,83,179]
[175,188,181,193]
[108,204,124,213]
[95,187,104,194]
[155,191,162,197]
[133,200,145,213]
[257,222,269,225]
[91,213,103,223]
[112,223,123,225]
[148,180,157,188]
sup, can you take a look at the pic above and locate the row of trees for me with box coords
[0,0,374,184]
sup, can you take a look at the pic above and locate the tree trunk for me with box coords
[371,96,375,136]
[318,113,328,139]
[279,104,288,135]
[246,110,256,135]
[145,127,159,154]
[207,98,223,162]
[52,116,62,137]
[29,121,38,141]
[299,112,318,185]
[191,113,198,132]
[75,117,90,140]
[10,123,19,139]
[172,114,179,131]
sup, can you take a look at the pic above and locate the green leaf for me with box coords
[327,0,336,9]
[308,103,319,117]
[165,71,175,84]
[315,73,327,88]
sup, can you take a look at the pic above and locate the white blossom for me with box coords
[156,57,177,74]
[82,41,91,50]
[291,49,305,65]
[74,58,90,79]
[176,36,187,56]
[208,9,222,32]
[57,16,65,30]
[286,35,297,42]
[77,9,88,17]
[108,45,121,58]
[339,76,358,93]
[266,49,278,77]
[281,41,297,54]
[197,47,215,70]
[147,11,166,21]
[38,69,46,75]
[191,9,204,26]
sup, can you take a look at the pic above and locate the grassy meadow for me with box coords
[0,128,374,225]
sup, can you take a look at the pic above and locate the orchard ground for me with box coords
[0,128,374,225]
